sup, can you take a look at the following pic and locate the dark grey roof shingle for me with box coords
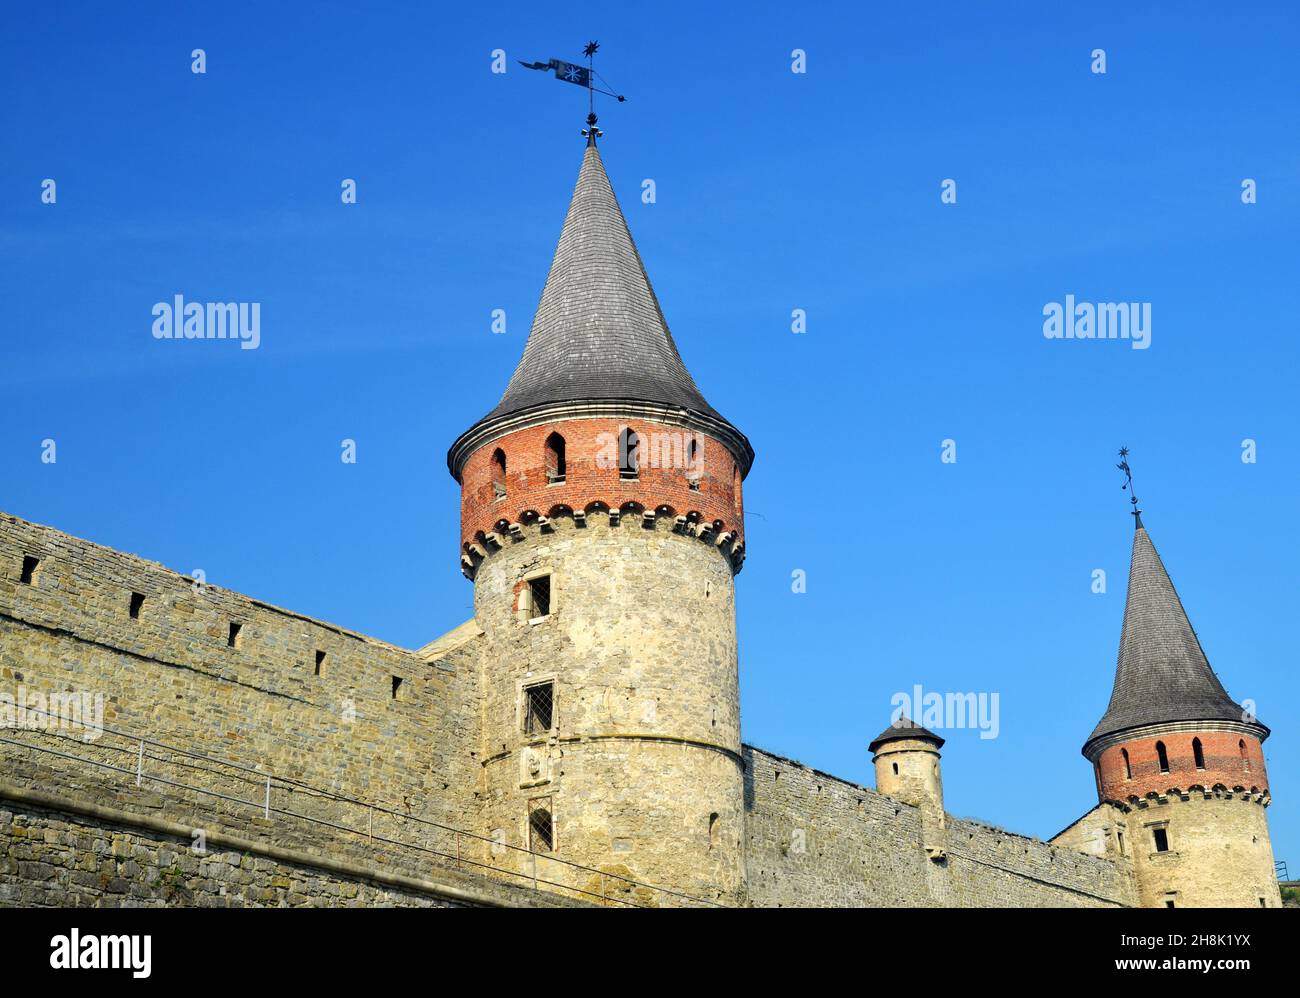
[869,717,945,752]
[1085,526,1265,751]
[485,142,721,421]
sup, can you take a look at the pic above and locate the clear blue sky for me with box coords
[3,3,1297,865]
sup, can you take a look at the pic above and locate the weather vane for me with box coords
[1116,446,1143,528]
[519,40,627,143]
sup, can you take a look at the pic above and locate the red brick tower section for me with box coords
[454,414,745,578]
[1091,728,1268,804]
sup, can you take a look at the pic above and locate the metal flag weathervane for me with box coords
[1116,447,1143,528]
[519,40,626,142]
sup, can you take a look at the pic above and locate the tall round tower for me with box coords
[447,133,752,904]
[1083,510,1279,908]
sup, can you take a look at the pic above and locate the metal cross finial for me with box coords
[1116,446,1144,528]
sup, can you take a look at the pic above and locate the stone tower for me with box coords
[1083,514,1280,908]
[871,719,945,819]
[446,134,753,904]
[871,719,947,860]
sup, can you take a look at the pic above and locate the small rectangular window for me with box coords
[392,675,404,700]
[527,576,551,618]
[1153,827,1170,853]
[619,429,639,480]
[20,556,39,584]
[228,622,242,648]
[524,682,554,734]
[528,797,554,853]
[129,592,145,620]
[314,650,325,675]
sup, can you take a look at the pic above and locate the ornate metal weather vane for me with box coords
[518,40,626,144]
[1116,446,1143,528]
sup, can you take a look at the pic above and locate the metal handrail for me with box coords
[2,705,723,907]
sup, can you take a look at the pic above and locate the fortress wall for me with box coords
[742,746,931,906]
[940,815,1135,908]
[743,746,1136,907]
[0,512,484,855]
[0,794,587,908]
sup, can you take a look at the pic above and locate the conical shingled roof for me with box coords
[448,140,751,479]
[487,141,721,421]
[869,716,945,753]
[1084,525,1266,753]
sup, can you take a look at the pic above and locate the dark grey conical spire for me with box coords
[489,142,724,422]
[448,139,752,479]
[1084,525,1266,752]
[869,716,945,753]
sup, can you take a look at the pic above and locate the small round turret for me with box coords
[870,718,945,816]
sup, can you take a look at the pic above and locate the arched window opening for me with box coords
[686,437,702,491]
[1193,737,1205,770]
[544,432,566,484]
[1240,739,1250,772]
[708,812,720,849]
[1156,740,1170,774]
[491,448,507,500]
[1121,747,1132,780]
[619,427,639,480]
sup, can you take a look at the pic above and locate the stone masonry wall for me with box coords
[1121,794,1280,908]
[0,795,587,908]
[939,814,1135,908]
[743,746,931,906]
[472,515,745,904]
[744,746,1136,907]
[1,509,1148,908]
[0,511,484,870]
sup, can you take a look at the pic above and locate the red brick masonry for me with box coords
[1095,729,1268,801]
[457,416,745,552]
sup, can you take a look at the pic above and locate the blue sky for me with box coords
[3,3,1297,865]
